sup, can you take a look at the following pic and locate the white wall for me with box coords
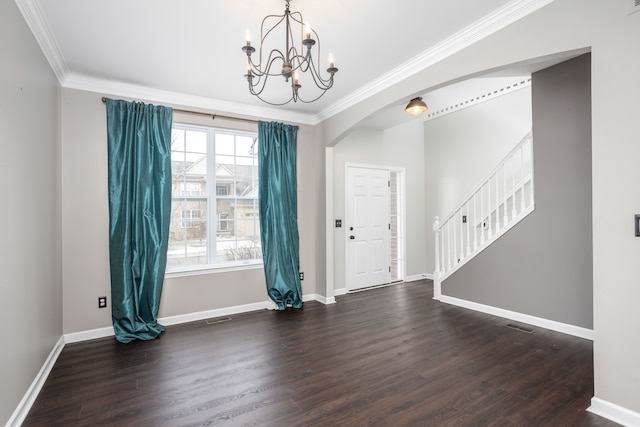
[424,87,532,273]
[0,1,62,424]
[321,0,640,417]
[384,121,429,278]
[60,88,324,334]
[332,120,427,289]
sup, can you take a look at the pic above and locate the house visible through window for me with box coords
[168,124,261,271]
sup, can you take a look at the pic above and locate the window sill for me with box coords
[165,261,263,279]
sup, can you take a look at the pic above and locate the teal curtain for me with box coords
[258,121,303,310]
[106,98,172,343]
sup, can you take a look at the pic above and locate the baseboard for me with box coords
[160,301,272,326]
[334,287,348,296]
[6,336,65,427]
[64,295,331,344]
[312,294,336,305]
[405,273,432,282]
[439,294,593,340]
[334,277,430,296]
[64,326,114,343]
[588,397,640,427]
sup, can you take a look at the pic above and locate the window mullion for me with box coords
[180,130,188,259]
[208,129,216,266]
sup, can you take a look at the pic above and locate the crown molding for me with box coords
[315,0,555,122]
[14,0,69,84]
[63,73,317,125]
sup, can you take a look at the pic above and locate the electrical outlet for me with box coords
[299,272,304,281]
[98,296,107,309]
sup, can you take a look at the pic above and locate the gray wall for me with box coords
[443,54,592,329]
[0,1,62,424]
[60,88,325,334]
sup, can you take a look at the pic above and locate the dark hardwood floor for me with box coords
[24,280,618,426]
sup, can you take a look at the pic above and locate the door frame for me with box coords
[388,167,406,283]
[344,162,405,291]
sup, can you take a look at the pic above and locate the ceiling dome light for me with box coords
[405,97,428,116]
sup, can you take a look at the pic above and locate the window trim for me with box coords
[167,123,262,274]
[165,260,263,279]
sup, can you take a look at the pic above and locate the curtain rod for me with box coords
[101,97,258,124]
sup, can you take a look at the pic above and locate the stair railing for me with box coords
[433,132,535,300]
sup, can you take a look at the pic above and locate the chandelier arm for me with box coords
[305,32,337,86]
[247,69,279,97]
[299,53,335,89]
[259,14,286,44]
[255,14,287,70]
[293,86,332,104]
[248,49,290,77]
[251,85,297,106]
[287,49,308,73]
[256,94,294,106]
[287,48,333,83]
[288,10,304,25]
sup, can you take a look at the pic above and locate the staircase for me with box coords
[432,132,535,299]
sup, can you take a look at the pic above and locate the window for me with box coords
[218,213,229,232]
[181,209,201,228]
[216,185,228,196]
[168,124,261,272]
[181,182,201,196]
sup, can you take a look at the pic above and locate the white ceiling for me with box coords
[19,0,560,125]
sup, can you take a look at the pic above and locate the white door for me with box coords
[346,166,391,290]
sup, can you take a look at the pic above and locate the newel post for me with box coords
[433,216,441,301]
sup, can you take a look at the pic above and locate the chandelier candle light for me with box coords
[242,0,338,105]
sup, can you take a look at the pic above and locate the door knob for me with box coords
[350,235,355,240]
[350,227,354,231]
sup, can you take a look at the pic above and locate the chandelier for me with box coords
[241,0,338,105]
